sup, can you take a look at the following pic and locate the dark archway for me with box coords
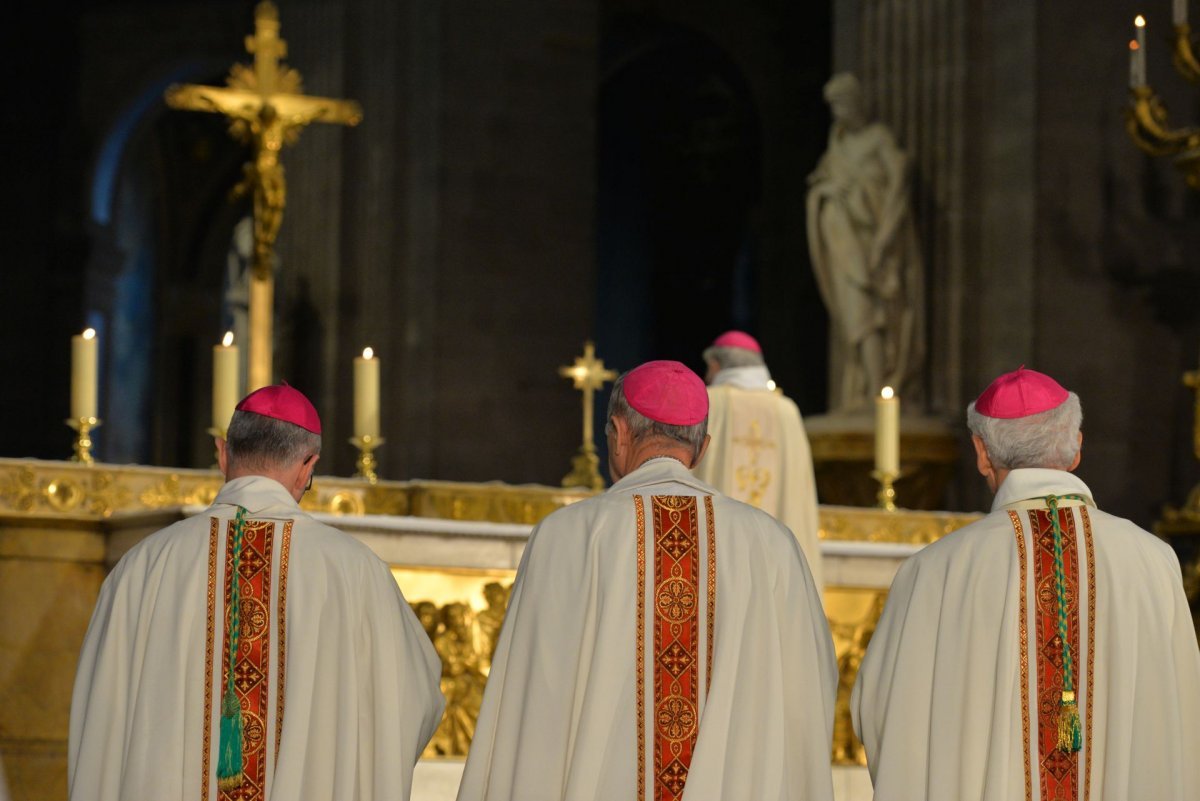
[597,19,762,376]
[86,63,249,466]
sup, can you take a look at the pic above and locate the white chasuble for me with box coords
[69,476,444,801]
[693,374,823,591]
[458,458,837,801]
[852,468,1200,801]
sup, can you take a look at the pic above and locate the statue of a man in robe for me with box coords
[806,73,925,412]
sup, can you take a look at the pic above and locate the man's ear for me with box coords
[216,438,229,476]
[1068,431,1082,472]
[971,434,993,481]
[297,454,319,495]
[692,434,712,469]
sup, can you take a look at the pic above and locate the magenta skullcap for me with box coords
[623,360,708,426]
[236,382,322,434]
[710,330,762,354]
[974,366,1069,419]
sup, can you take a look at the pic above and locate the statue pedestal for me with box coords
[806,413,959,510]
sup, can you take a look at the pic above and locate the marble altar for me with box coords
[0,457,979,801]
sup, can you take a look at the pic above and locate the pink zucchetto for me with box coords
[974,366,1069,419]
[710,330,762,354]
[623,360,709,426]
[236,382,322,434]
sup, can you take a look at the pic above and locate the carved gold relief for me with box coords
[393,566,516,757]
[819,504,980,544]
[824,586,888,765]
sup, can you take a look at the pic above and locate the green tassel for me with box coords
[1056,691,1082,753]
[217,687,244,790]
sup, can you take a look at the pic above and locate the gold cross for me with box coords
[732,419,776,466]
[558,341,618,489]
[164,1,362,390]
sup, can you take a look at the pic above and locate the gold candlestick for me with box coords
[67,417,102,465]
[350,434,385,483]
[870,469,898,512]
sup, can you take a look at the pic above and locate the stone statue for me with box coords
[806,73,925,412]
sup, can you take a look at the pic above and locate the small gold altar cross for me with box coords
[164,1,362,390]
[558,341,618,490]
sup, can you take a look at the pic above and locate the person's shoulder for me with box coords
[708,491,795,543]
[1087,507,1180,570]
[288,515,390,572]
[902,509,1013,568]
[102,514,212,589]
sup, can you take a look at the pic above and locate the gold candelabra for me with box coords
[350,434,384,483]
[66,417,101,465]
[1125,12,1200,188]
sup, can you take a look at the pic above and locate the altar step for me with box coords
[413,760,874,800]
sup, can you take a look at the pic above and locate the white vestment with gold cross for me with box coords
[692,367,823,592]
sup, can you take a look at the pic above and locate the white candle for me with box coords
[1176,0,1187,27]
[1130,40,1143,88]
[354,347,380,439]
[212,331,239,434]
[1135,16,1148,87]
[70,328,98,420]
[875,386,900,475]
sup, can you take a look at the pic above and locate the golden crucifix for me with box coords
[559,341,618,490]
[164,1,362,390]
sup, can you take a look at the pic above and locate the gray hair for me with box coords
[225,410,322,473]
[701,345,765,370]
[965,393,1082,471]
[605,373,708,461]
[823,72,861,101]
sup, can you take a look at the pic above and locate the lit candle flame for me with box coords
[1136,14,1146,27]
[82,328,96,340]
[362,347,374,359]
[766,379,777,391]
[881,386,895,400]
[222,331,234,347]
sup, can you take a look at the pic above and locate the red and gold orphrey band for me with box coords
[1009,505,1094,801]
[203,517,293,801]
[636,495,714,801]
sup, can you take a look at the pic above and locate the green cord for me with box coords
[1044,493,1084,753]
[217,506,247,789]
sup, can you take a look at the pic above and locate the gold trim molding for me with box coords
[0,459,979,542]
[819,504,980,545]
[0,458,593,524]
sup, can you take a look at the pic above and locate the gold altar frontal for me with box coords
[0,457,979,799]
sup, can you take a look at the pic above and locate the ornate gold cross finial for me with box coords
[164,1,363,391]
[558,341,618,490]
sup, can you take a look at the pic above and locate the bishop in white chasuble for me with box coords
[853,368,1200,801]
[69,386,444,801]
[694,331,823,591]
[459,361,837,801]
